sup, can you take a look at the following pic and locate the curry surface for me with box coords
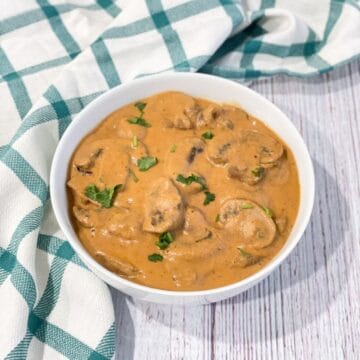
[67,91,300,291]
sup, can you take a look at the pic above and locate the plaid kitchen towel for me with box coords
[0,0,359,359]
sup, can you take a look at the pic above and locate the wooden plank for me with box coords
[113,60,360,359]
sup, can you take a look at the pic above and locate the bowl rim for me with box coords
[50,72,315,298]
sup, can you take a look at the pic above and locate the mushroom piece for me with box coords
[182,207,212,243]
[143,177,185,233]
[156,92,203,130]
[165,207,225,260]
[227,164,265,185]
[106,207,143,242]
[239,129,283,166]
[206,129,283,185]
[184,103,206,128]
[206,132,237,165]
[74,148,102,175]
[165,137,205,184]
[95,252,141,279]
[67,139,130,200]
[203,105,234,130]
[219,199,276,249]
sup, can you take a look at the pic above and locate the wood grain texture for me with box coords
[111,60,360,360]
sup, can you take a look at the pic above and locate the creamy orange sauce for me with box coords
[67,91,300,291]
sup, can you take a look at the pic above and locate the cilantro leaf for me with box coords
[137,156,158,171]
[202,131,214,140]
[131,135,138,149]
[127,117,151,127]
[237,247,253,258]
[134,102,146,112]
[262,206,273,218]
[241,203,254,209]
[84,184,122,208]
[203,191,215,205]
[156,232,174,250]
[148,253,163,262]
[251,166,265,177]
[170,144,177,153]
[176,173,207,190]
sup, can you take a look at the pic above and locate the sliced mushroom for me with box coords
[206,129,282,186]
[228,165,265,185]
[203,105,234,130]
[219,199,276,249]
[184,103,205,128]
[156,92,202,130]
[165,137,205,179]
[182,207,212,243]
[73,144,103,174]
[116,117,147,140]
[95,252,141,279]
[206,132,237,165]
[165,207,225,260]
[143,177,184,233]
[239,129,283,166]
[67,139,130,200]
[166,233,224,261]
[106,207,142,241]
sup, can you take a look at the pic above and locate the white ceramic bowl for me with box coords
[50,73,315,305]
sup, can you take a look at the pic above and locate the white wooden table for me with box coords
[111,60,360,360]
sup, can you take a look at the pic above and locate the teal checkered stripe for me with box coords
[0,238,114,360]
[1,0,360,358]
[0,88,115,358]
[1,0,358,116]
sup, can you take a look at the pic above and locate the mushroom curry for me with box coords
[67,91,300,291]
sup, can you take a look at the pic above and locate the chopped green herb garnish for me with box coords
[203,191,216,205]
[156,232,174,250]
[170,144,177,153]
[128,116,151,127]
[241,204,254,209]
[131,135,138,149]
[129,169,139,183]
[84,184,122,208]
[134,102,146,113]
[148,253,163,262]
[176,173,207,190]
[262,206,273,218]
[215,214,220,222]
[137,156,158,171]
[176,174,216,206]
[202,131,214,140]
[251,166,265,177]
[129,102,150,126]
